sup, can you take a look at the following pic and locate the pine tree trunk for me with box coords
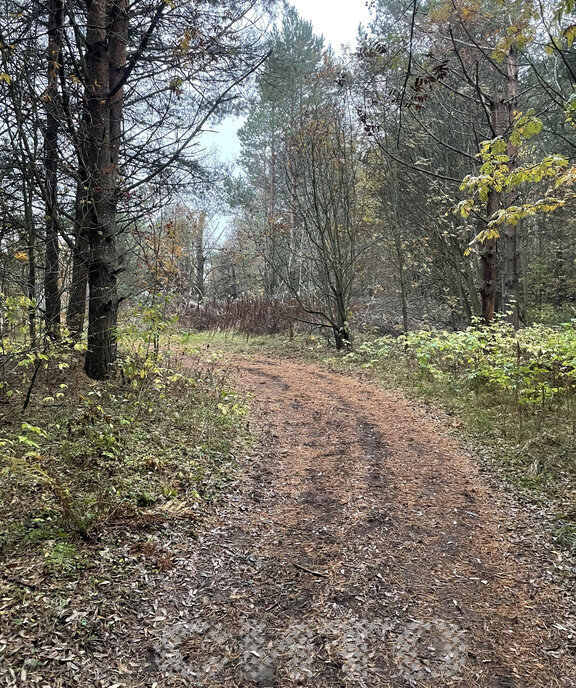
[84,0,127,379]
[502,45,519,327]
[44,0,63,338]
[66,181,89,339]
[481,95,507,324]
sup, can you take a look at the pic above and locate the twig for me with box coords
[265,599,283,612]
[22,357,43,412]
[291,562,329,578]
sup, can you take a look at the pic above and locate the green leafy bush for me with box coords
[346,320,576,416]
[400,320,576,412]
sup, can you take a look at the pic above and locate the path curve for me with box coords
[147,355,576,687]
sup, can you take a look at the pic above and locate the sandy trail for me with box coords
[143,355,576,687]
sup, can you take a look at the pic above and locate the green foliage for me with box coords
[0,294,88,409]
[509,110,543,147]
[459,110,574,246]
[348,321,576,413]
[554,522,576,549]
[120,296,179,361]
[44,541,87,575]
[0,333,248,555]
[564,91,576,124]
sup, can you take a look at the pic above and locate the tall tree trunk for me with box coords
[480,195,499,325]
[24,180,37,343]
[334,290,350,350]
[265,113,278,297]
[481,94,507,324]
[391,162,409,333]
[44,0,64,338]
[194,211,205,304]
[502,45,519,327]
[66,179,90,339]
[480,46,520,326]
[553,237,568,307]
[228,258,238,300]
[394,230,409,333]
[84,0,127,379]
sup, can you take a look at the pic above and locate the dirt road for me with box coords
[147,356,576,687]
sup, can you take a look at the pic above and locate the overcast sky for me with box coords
[201,0,372,162]
[290,0,371,49]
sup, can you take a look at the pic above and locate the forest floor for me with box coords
[4,349,576,687]
[128,353,576,687]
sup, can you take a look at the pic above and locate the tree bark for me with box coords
[66,179,90,339]
[480,194,499,325]
[502,45,519,327]
[394,230,409,333]
[194,211,205,304]
[481,93,507,325]
[24,179,37,343]
[83,0,127,379]
[391,162,409,333]
[44,0,64,338]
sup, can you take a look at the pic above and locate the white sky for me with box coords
[290,0,371,50]
[202,0,372,162]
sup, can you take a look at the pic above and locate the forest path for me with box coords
[150,355,576,687]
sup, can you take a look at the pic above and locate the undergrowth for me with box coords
[1,345,245,548]
[0,304,249,683]
[0,304,246,551]
[338,320,576,493]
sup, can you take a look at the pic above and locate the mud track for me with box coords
[145,356,576,687]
